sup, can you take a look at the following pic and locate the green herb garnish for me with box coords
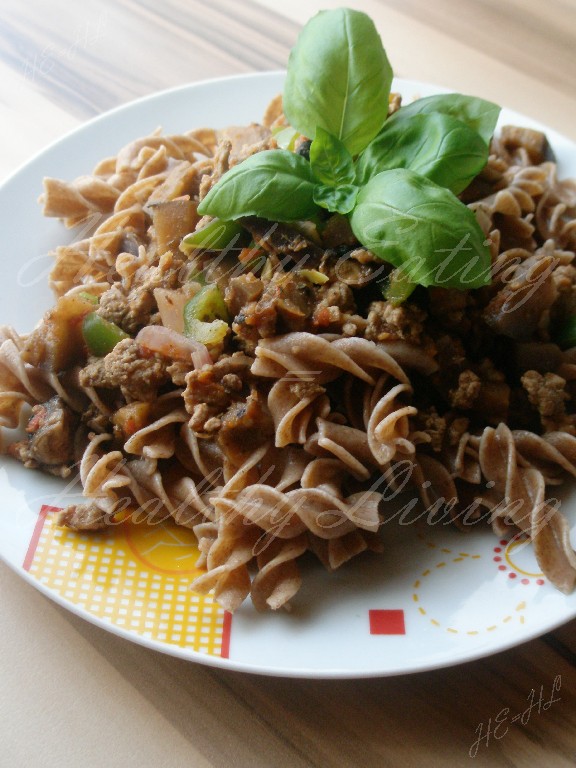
[351,169,490,288]
[197,7,501,293]
[310,127,358,214]
[354,113,489,194]
[388,92,502,146]
[284,9,393,156]
[196,150,318,223]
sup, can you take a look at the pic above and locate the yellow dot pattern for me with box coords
[27,510,227,656]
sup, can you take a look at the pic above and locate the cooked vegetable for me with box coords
[135,325,212,368]
[78,291,99,305]
[183,318,229,346]
[382,268,417,305]
[112,402,152,439]
[180,217,244,253]
[182,284,230,347]
[82,313,129,357]
[273,125,300,151]
[188,270,208,285]
[22,292,100,371]
[151,198,199,255]
[154,287,201,334]
[183,284,230,326]
[298,269,329,285]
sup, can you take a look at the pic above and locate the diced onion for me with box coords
[135,325,211,368]
[297,269,329,285]
[154,286,202,334]
[153,288,187,333]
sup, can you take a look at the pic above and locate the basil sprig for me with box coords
[310,127,359,214]
[355,113,489,194]
[197,7,502,291]
[198,149,318,223]
[350,169,490,288]
[388,92,502,147]
[284,9,393,156]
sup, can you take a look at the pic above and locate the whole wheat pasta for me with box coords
[3,104,576,613]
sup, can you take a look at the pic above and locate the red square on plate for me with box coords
[369,609,406,635]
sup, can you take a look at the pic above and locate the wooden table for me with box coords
[1,1,575,765]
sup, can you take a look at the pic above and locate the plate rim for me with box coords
[1,70,575,679]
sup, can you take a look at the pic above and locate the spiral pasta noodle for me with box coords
[2,104,576,613]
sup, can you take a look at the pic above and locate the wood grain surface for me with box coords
[1,1,575,767]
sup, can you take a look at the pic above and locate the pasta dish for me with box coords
[1,8,576,613]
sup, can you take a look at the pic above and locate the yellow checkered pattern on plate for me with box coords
[28,510,227,656]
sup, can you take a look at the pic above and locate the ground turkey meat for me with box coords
[183,352,253,432]
[365,300,426,344]
[232,272,317,350]
[97,251,188,334]
[312,281,357,330]
[79,338,170,401]
[217,389,274,468]
[8,396,79,477]
[521,370,570,431]
[241,216,322,258]
[55,502,111,530]
[96,284,154,335]
[413,407,446,452]
[449,370,482,410]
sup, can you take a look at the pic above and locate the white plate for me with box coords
[1,72,575,678]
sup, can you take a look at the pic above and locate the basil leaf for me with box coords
[313,183,359,215]
[389,93,501,147]
[355,113,489,194]
[350,168,491,289]
[283,8,393,156]
[310,127,356,186]
[197,150,318,223]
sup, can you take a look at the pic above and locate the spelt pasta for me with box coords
[2,104,576,613]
